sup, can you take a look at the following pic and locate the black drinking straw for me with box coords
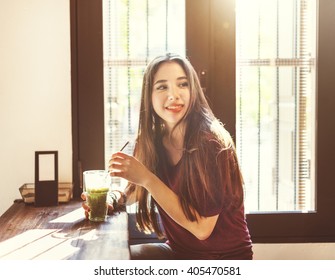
[119,141,129,152]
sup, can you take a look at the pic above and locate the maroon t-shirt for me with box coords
[157,145,253,260]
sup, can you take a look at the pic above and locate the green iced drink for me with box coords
[86,187,109,222]
[83,170,111,222]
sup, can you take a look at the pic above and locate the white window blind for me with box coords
[102,0,185,189]
[236,0,316,212]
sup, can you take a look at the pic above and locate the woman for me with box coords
[83,53,253,260]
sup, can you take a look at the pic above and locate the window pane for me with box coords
[102,0,185,190]
[236,0,316,212]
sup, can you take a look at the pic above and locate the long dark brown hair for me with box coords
[126,54,244,238]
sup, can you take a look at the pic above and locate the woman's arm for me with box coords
[109,152,219,240]
[144,171,219,240]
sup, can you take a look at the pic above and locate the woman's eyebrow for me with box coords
[153,76,187,85]
[154,79,167,85]
[177,76,188,81]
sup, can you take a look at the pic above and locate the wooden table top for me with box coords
[0,199,130,260]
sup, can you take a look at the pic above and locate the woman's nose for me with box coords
[167,87,180,101]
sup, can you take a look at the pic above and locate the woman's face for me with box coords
[151,61,190,131]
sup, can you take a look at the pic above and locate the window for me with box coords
[102,0,185,193]
[236,0,316,212]
[71,0,335,242]
[102,0,185,192]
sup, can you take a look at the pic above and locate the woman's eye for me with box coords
[156,85,167,90]
[179,82,189,88]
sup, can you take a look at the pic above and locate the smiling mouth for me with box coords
[166,104,184,112]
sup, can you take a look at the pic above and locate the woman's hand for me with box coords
[108,152,154,187]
